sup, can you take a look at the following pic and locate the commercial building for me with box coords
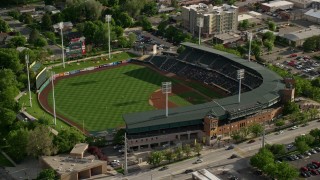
[304,9,320,24]
[213,32,241,44]
[124,42,292,150]
[181,4,238,37]
[287,0,312,8]
[261,1,294,12]
[40,143,108,180]
[281,26,320,46]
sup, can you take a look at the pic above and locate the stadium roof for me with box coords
[124,42,285,133]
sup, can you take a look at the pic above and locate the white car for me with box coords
[291,126,298,130]
[287,144,294,149]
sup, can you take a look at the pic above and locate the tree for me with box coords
[0,18,10,32]
[262,31,276,43]
[8,36,27,47]
[26,125,57,157]
[118,36,128,48]
[265,144,286,156]
[239,19,250,30]
[215,0,223,5]
[83,0,103,21]
[0,49,23,73]
[249,123,263,137]
[250,148,274,170]
[53,127,85,153]
[310,128,320,143]
[29,29,40,44]
[141,1,157,16]
[41,14,52,31]
[194,143,202,156]
[264,163,278,179]
[51,13,64,24]
[34,37,48,47]
[268,21,276,31]
[308,108,318,120]
[163,149,175,163]
[274,162,299,180]
[113,129,125,145]
[183,144,192,157]
[240,127,250,139]
[231,131,242,143]
[147,151,163,167]
[20,13,33,24]
[264,40,274,52]
[139,16,152,31]
[123,0,147,18]
[6,128,29,162]
[44,0,54,5]
[295,140,310,154]
[275,120,285,127]
[297,112,308,125]
[175,146,184,160]
[8,10,20,20]
[283,102,299,115]
[295,134,314,146]
[303,37,317,52]
[44,32,56,44]
[128,32,136,47]
[37,168,57,180]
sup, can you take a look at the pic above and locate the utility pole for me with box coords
[262,120,266,148]
[162,82,172,117]
[197,17,204,45]
[248,32,252,61]
[25,54,32,107]
[237,69,245,103]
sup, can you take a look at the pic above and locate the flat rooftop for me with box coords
[41,154,105,176]
[124,42,285,134]
[261,0,293,7]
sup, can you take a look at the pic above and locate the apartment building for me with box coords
[181,4,238,37]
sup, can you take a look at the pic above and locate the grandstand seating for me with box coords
[146,47,263,95]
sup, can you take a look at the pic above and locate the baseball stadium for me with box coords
[37,42,293,150]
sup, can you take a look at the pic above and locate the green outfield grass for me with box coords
[47,64,187,132]
[18,92,69,130]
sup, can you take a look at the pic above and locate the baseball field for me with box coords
[44,64,215,132]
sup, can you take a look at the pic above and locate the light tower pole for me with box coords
[197,17,204,45]
[105,15,112,60]
[237,69,245,103]
[59,22,65,68]
[124,133,128,175]
[51,72,57,125]
[248,32,252,61]
[162,82,172,117]
[25,54,32,107]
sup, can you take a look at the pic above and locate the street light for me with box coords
[248,32,252,61]
[237,69,245,103]
[197,17,204,45]
[51,72,57,125]
[162,82,172,117]
[105,15,112,60]
[25,54,32,107]
[58,22,65,68]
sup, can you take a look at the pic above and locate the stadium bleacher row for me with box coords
[146,48,263,95]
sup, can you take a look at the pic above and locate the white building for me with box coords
[181,3,238,37]
[261,1,294,12]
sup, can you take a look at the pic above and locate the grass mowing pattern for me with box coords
[47,64,185,132]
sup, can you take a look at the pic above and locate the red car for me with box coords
[289,54,297,58]
[311,169,319,175]
[312,161,320,167]
[301,167,308,172]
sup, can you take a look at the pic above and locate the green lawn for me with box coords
[18,92,69,130]
[47,64,188,132]
[51,52,136,73]
[0,153,13,167]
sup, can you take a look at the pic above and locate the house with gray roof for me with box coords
[280,25,320,46]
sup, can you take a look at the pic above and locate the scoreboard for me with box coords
[66,37,86,59]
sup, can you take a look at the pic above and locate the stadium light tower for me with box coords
[124,133,128,175]
[105,15,112,60]
[162,82,172,117]
[51,72,57,125]
[59,22,65,68]
[25,54,32,107]
[197,17,204,45]
[248,32,252,61]
[237,69,245,103]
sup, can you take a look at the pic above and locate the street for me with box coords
[108,120,320,180]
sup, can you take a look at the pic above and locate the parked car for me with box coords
[248,139,255,143]
[301,171,308,177]
[159,166,168,171]
[291,126,298,130]
[301,167,308,171]
[226,145,234,150]
[195,159,203,164]
[315,147,320,152]
[311,169,319,175]
[305,151,312,156]
[312,161,320,167]
[307,163,317,169]
[184,169,194,174]
[289,53,298,58]
[287,144,294,149]
[310,149,317,154]
[297,154,304,159]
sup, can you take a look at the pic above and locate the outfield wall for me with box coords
[37,59,131,134]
